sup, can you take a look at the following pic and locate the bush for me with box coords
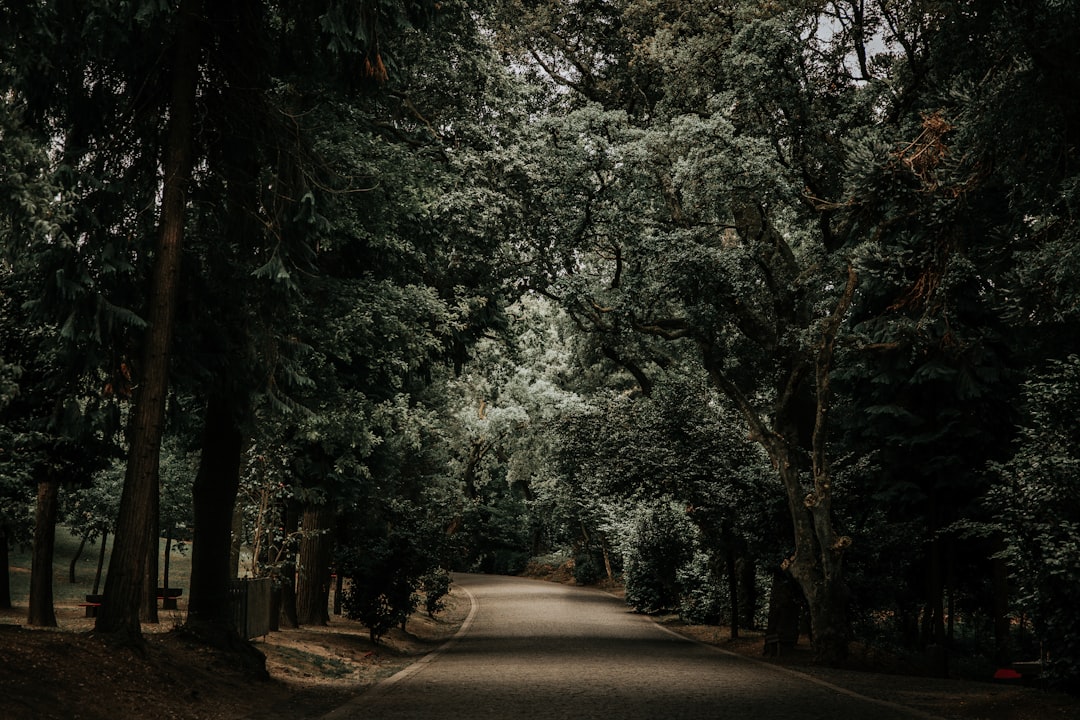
[339,542,419,642]
[572,551,604,585]
[421,568,452,618]
[622,501,693,614]
[677,550,725,625]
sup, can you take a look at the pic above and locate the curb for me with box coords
[319,584,479,720]
[648,620,945,720]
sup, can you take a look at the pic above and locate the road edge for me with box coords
[648,620,945,720]
[319,583,480,720]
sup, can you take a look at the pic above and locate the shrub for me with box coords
[421,568,452,618]
[677,550,725,625]
[622,501,693,614]
[572,551,604,585]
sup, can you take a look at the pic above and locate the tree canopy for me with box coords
[3,0,1080,691]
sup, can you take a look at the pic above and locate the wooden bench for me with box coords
[157,587,182,610]
[80,594,104,617]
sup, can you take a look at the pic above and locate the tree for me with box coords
[990,356,1080,692]
[95,0,202,641]
[495,0,888,661]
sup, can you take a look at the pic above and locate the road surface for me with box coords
[323,573,937,720]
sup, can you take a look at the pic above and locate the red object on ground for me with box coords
[994,668,1022,680]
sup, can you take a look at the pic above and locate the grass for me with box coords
[266,645,355,679]
[6,525,193,607]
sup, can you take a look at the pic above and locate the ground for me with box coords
[1,574,1078,720]
[0,592,471,720]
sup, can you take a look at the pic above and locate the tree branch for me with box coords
[811,264,858,498]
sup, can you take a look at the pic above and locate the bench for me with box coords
[157,588,183,610]
[78,589,184,616]
[80,594,104,617]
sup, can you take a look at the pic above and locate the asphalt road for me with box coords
[322,573,938,720]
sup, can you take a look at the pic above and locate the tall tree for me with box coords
[496,0,890,661]
[96,0,203,640]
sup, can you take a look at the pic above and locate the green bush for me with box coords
[572,551,604,585]
[421,568,452,618]
[677,550,725,625]
[622,501,693,614]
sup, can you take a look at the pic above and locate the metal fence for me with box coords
[228,577,273,639]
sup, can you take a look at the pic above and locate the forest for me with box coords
[2,0,1079,695]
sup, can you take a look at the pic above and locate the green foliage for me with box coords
[338,499,449,642]
[420,567,452,618]
[677,551,726,626]
[572,552,604,586]
[990,356,1080,691]
[621,501,693,614]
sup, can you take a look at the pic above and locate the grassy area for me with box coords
[6,525,193,607]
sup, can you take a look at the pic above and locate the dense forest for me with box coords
[2,0,1080,693]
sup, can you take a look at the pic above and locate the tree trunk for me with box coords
[230,503,244,579]
[992,536,1011,666]
[93,529,108,595]
[0,528,11,609]
[95,0,202,642]
[333,572,344,616]
[722,523,740,639]
[187,393,247,640]
[923,534,948,677]
[163,528,173,593]
[142,477,161,624]
[765,568,802,652]
[69,534,88,584]
[772,442,850,664]
[28,478,60,627]
[277,503,300,629]
[296,504,334,626]
[737,556,757,630]
[699,266,857,665]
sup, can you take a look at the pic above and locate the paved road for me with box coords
[323,573,936,720]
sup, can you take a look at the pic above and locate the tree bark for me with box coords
[95,0,202,642]
[93,529,107,595]
[230,503,243,579]
[277,503,300,629]
[27,477,60,627]
[69,535,88,584]
[141,478,161,624]
[698,265,858,665]
[737,555,757,630]
[992,535,1011,666]
[296,504,334,626]
[186,393,248,640]
[0,528,12,609]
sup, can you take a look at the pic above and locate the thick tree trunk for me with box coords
[699,270,858,664]
[27,478,60,627]
[0,528,11,609]
[187,393,247,639]
[772,439,850,664]
[765,568,802,652]
[142,479,161,624]
[96,0,202,642]
[737,556,757,630]
[296,504,334,626]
